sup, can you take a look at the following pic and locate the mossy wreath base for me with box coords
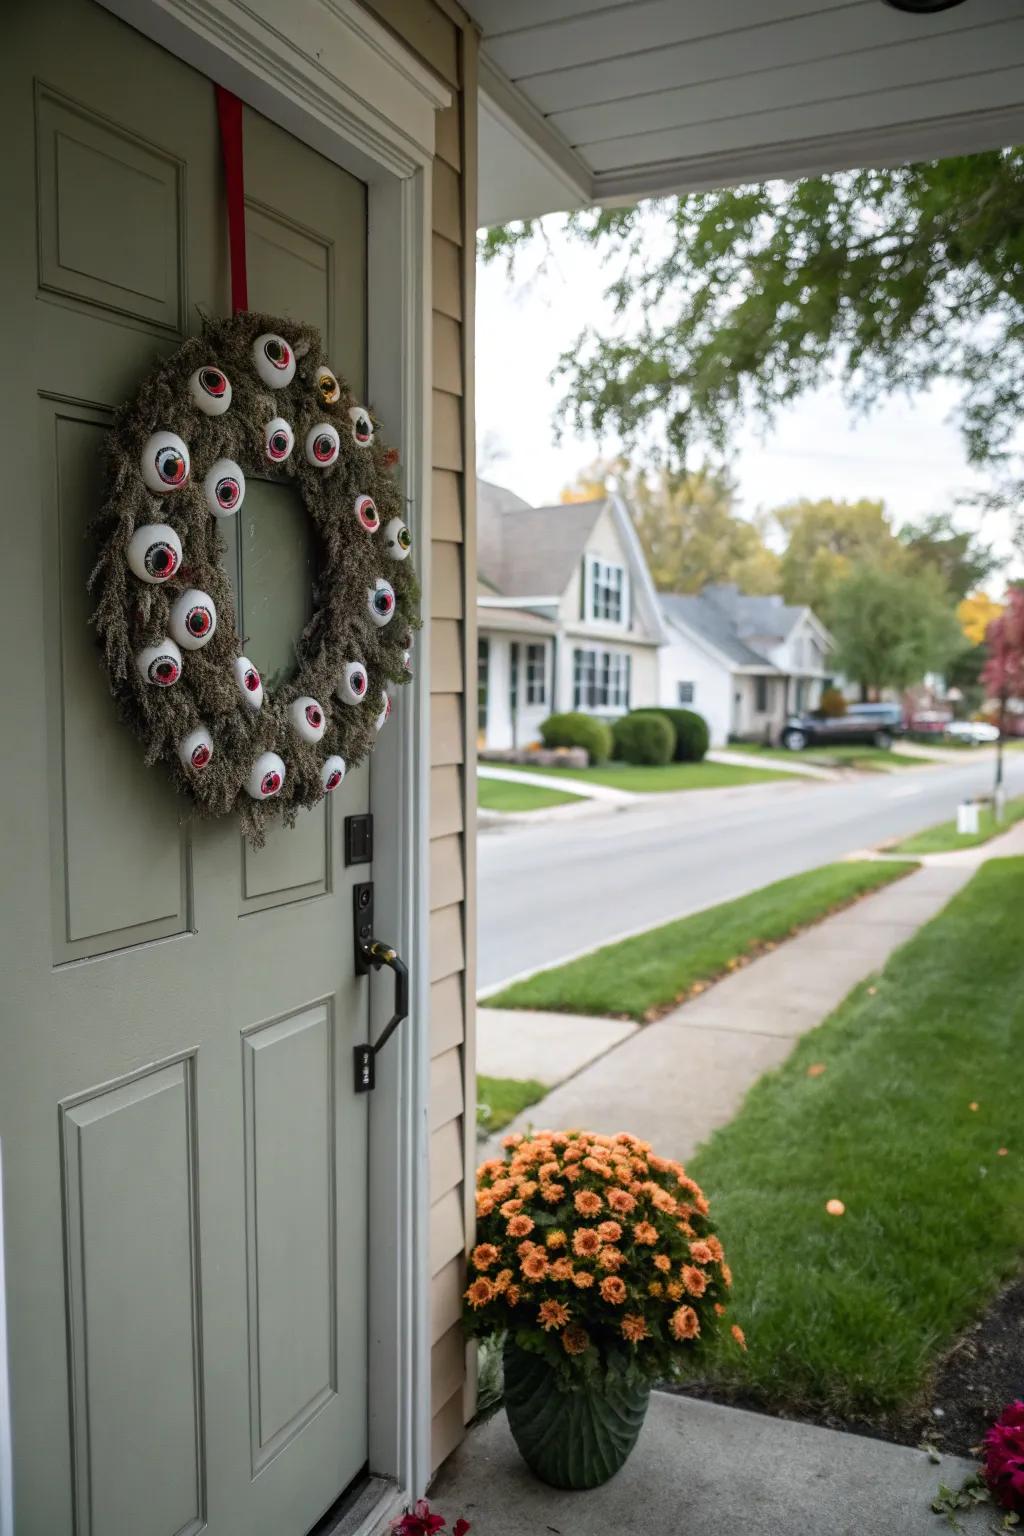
[89,313,419,845]
[502,1340,650,1489]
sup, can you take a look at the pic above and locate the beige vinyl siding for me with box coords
[364,0,477,1473]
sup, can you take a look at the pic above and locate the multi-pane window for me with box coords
[590,559,625,623]
[572,648,631,712]
[526,643,547,705]
[477,636,490,734]
[755,675,770,712]
[677,681,695,705]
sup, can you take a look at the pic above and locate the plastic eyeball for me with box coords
[403,647,412,673]
[289,696,327,743]
[234,656,263,710]
[252,332,296,388]
[136,637,182,688]
[169,588,217,651]
[375,691,391,732]
[140,431,190,494]
[203,458,245,517]
[321,755,346,792]
[127,523,182,583]
[315,366,340,405]
[178,726,213,771]
[188,366,232,415]
[367,578,396,626]
[304,423,340,468]
[384,516,411,560]
[354,495,380,532]
[264,418,294,463]
[348,406,373,446]
[246,751,286,800]
[338,660,368,705]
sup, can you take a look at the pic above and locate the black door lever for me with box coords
[353,883,410,1093]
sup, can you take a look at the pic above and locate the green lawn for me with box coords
[730,742,921,772]
[476,1075,547,1134]
[486,861,916,1021]
[888,796,1024,855]
[512,760,792,793]
[477,777,581,813]
[684,858,1024,1421]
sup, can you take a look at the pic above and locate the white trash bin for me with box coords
[957,800,980,836]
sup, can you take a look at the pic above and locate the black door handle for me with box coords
[353,883,410,1093]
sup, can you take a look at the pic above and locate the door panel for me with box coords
[4,3,372,1532]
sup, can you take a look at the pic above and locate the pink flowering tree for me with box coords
[982,588,1024,807]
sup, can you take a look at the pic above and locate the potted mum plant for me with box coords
[464,1129,743,1489]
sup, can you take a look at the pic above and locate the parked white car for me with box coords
[946,720,1000,744]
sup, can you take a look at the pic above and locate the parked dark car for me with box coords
[780,702,905,752]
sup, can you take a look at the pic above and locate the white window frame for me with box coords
[91,0,448,1520]
[572,647,632,713]
[585,555,628,626]
[525,642,547,706]
[677,681,695,705]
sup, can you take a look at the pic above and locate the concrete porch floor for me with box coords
[431,1392,985,1535]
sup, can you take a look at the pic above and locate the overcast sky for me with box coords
[475,216,1020,584]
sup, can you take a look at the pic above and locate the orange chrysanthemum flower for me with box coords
[669,1306,700,1341]
[572,1269,595,1289]
[521,1252,549,1282]
[465,1277,494,1309]
[621,1314,649,1343]
[477,1158,503,1183]
[681,1265,708,1297]
[506,1214,534,1239]
[706,1235,724,1262]
[607,1187,637,1214]
[518,1239,540,1259]
[546,1230,567,1249]
[574,1189,603,1217]
[599,1276,627,1305]
[731,1324,747,1351]
[583,1156,611,1177]
[666,1280,683,1301]
[714,1303,727,1317]
[562,1145,584,1165]
[499,1198,524,1218]
[597,1220,623,1243]
[538,1299,570,1332]
[472,1243,499,1271]
[494,1269,513,1294]
[502,1133,523,1149]
[653,1254,672,1273]
[694,1194,710,1216]
[475,1192,495,1216]
[540,1182,565,1204]
[688,1240,715,1266]
[633,1221,658,1246]
[597,1246,625,1271]
[490,1179,513,1200]
[651,1188,678,1215]
[505,1284,521,1307]
[648,1280,664,1297]
[563,1164,582,1183]
[516,1180,539,1200]
[720,1262,733,1289]
[573,1228,601,1258]
[562,1323,589,1356]
[539,1161,561,1182]
[550,1257,574,1281]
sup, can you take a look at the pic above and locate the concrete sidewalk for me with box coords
[431,1392,981,1536]
[478,764,635,803]
[492,863,971,1161]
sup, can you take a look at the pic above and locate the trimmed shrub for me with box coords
[539,712,613,765]
[651,707,710,762]
[612,711,675,766]
[819,687,847,718]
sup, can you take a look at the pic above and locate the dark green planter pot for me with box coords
[502,1340,650,1490]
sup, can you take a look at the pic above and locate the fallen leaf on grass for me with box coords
[867,986,878,996]
[807,1063,827,1078]
[998,1147,1009,1157]
[969,1102,980,1111]
[826,1199,846,1216]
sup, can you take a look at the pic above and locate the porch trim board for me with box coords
[71,0,444,1520]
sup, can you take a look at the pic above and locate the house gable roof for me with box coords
[659,592,772,670]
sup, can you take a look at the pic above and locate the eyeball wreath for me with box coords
[89,312,419,845]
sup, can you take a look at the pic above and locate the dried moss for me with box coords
[89,312,419,845]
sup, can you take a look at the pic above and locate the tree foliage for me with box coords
[774,497,900,624]
[957,591,1004,648]
[482,152,1024,514]
[982,589,1024,701]
[898,511,998,601]
[829,563,964,695]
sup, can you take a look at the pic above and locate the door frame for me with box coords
[38,0,445,1526]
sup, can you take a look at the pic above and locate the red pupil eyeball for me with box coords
[306,705,322,727]
[146,543,176,576]
[200,368,226,396]
[151,658,178,683]
[265,340,289,368]
[157,448,186,484]
[354,674,365,693]
[374,591,393,614]
[314,434,334,462]
[245,669,259,691]
[217,478,238,506]
[192,744,210,767]
[326,771,341,790]
[261,771,281,794]
[187,608,210,636]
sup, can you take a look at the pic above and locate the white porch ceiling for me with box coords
[467,0,1024,226]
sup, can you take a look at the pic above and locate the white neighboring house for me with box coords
[659,585,833,747]
[477,479,667,749]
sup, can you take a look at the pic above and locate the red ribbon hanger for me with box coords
[215,84,248,313]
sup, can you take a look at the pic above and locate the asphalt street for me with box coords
[477,753,1024,991]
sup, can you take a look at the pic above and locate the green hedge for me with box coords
[612,711,675,766]
[539,712,613,765]
[651,707,710,762]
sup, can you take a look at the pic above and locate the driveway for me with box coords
[477,755,1024,990]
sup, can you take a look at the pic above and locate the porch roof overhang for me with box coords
[466,0,1024,226]
[477,602,559,636]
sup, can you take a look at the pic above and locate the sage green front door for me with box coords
[2,4,374,1532]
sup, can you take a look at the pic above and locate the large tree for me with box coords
[898,511,999,601]
[482,152,1024,528]
[829,562,963,697]
[772,497,900,624]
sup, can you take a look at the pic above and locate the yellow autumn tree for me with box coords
[958,591,1003,646]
